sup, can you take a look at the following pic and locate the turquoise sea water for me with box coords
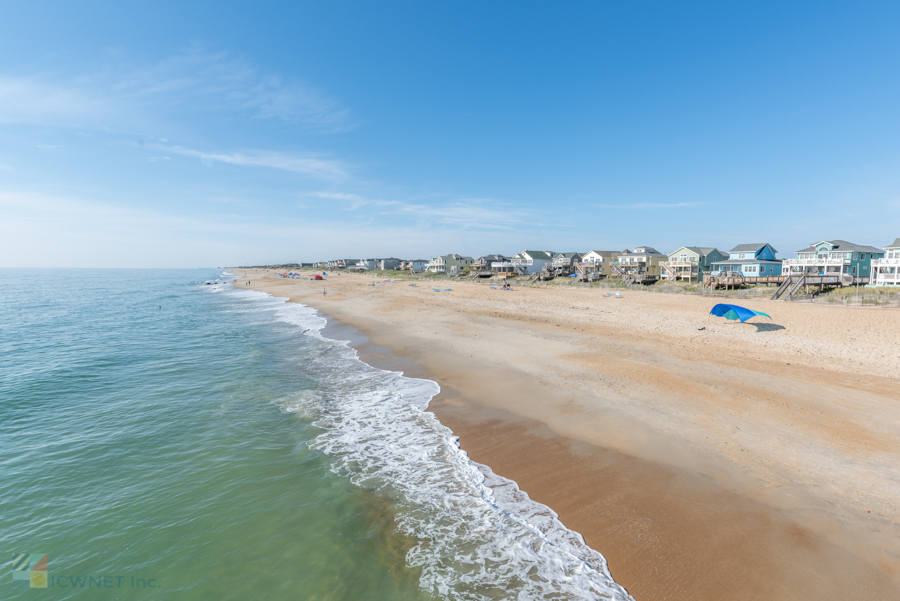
[0,269,631,600]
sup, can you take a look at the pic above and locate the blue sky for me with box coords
[2,1,899,267]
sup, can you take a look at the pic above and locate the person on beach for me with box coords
[323,288,327,297]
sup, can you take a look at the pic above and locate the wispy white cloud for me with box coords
[0,47,354,132]
[161,145,347,179]
[595,202,704,210]
[298,191,365,201]
[107,47,355,131]
[301,192,531,229]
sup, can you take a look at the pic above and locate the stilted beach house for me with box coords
[781,240,884,279]
[425,254,474,274]
[579,251,620,279]
[711,243,782,277]
[870,239,900,286]
[508,250,556,275]
[613,246,666,277]
[661,247,727,282]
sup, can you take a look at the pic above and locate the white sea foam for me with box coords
[220,285,633,601]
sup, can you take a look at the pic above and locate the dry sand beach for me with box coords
[237,270,900,600]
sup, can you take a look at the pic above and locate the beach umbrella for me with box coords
[709,303,771,323]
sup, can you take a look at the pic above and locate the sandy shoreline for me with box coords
[233,270,900,600]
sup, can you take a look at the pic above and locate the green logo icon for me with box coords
[12,554,48,588]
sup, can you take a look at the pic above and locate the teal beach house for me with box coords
[781,240,884,279]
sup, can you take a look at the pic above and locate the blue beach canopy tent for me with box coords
[710,303,771,323]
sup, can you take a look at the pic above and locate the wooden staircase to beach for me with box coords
[771,275,816,300]
[770,276,794,300]
[660,261,676,281]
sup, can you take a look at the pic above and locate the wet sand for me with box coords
[235,270,900,600]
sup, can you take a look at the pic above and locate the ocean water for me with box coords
[0,269,632,600]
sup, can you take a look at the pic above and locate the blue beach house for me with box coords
[711,243,782,277]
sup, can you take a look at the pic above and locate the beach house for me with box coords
[550,252,584,268]
[781,240,884,279]
[324,259,358,269]
[662,247,728,282]
[377,258,402,270]
[613,246,666,278]
[509,250,556,275]
[400,259,428,272]
[471,255,510,272]
[711,243,782,277]
[355,258,380,271]
[425,254,474,274]
[871,239,900,286]
[579,251,619,278]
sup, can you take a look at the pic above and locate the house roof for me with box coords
[669,246,723,257]
[521,250,555,260]
[889,238,900,249]
[618,248,665,257]
[729,243,776,254]
[476,254,509,262]
[443,254,474,261]
[794,240,884,254]
[555,252,583,259]
[712,259,783,265]
[585,250,619,257]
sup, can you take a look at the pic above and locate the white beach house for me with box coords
[507,250,556,275]
[871,238,900,286]
[400,259,428,272]
[355,258,380,271]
